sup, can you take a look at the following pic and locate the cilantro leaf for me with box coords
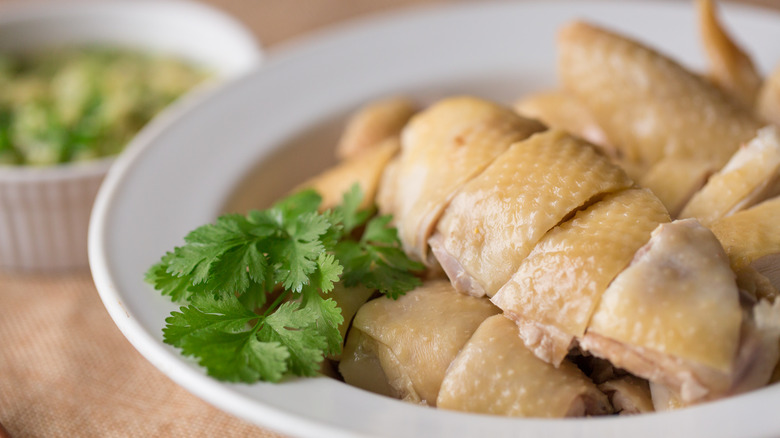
[145,259,195,302]
[237,280,269,310]
[148,183,423,383]
[269,211,329,292]
[146,213,273,302]
[163,292,257,349]
[258,301,326,377]
[167,214,259,286]
[272,189,322,221]
[301,293,344,356]
[333,184,372,235]
[312,252,343,293]
[335,215,423,299]
[163,293,289,382]
[208,241,267,294]
[362,214,399,245]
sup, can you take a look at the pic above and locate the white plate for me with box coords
[89,2,780,437]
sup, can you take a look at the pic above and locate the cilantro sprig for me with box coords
[145,185,423,383]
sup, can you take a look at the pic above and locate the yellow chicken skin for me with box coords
[436,315,610,417]
[323,285,375,360]
[375,155,401,219]
[558,21,762,170]
[319,284,376,362]
[735,266,778,303]
[650,298,780,409]
[430,129,632,298]
[336,97,417,160]
[491,188,669,365]
[696,0,762,108]
[639,157,715,218]
[298,136,400,210]
[394,96,545,265]
[680,126,780,226]
[582,219,742,403]
[513,90,612,151]
[339,280,499,405]
[710,196,780,292]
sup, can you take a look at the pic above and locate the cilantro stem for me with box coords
[262,290,291,318]
[245,291,291,343]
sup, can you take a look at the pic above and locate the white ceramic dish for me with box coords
[89,1,780,437]
[0,0,261,271]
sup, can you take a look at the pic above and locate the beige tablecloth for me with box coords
[0,272,275,437]
[0,0,777,437]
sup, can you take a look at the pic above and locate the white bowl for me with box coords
[0,0,261,271]
[89,1,780,437]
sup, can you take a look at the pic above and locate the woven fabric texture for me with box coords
[0,272,283,438]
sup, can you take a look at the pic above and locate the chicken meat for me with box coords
[710,196,780,293]
[491,188,669,365]
[581,219,742,402]
[430,128,632,298]
[336,96,417,160]
[696,0,762,108]
[680,126,780,226]
[436,314,611,417]
[392,97,545,265]
[558,21,762,170]
[339,280,499,405]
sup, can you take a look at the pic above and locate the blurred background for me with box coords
[106,0,780,46]
[202,0,780,45]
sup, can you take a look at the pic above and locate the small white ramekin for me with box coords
[0,159,111,270]
[0,1,262,271]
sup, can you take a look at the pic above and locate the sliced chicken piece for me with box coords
[515,91,652,183]
[315,284,375,362]
[581,219,742,403]
[681,126,780,226]
[652,298,780,408]
[375,156,449,280]
[298,137,399,210]
[612,158,647,184]
[598,376,654,415]
[757,64,780,126]
[336,97,417,160]
[696,0,762,108]
[430,129,632,298]
[649,383,684,412]
[339,329,401,399]
[639,157,715,217]
[558,21,762,169]
[436,315,611,417]
[728,299,780,396]
[491,188,669,364]
[735,267,779,303]
[318,359,340,380]
[327,285,375,344]
[395,97,545,264]
[514,90,612,151]
[339,280,499,405]
[376,156,400,219]
[710,196,780,292]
